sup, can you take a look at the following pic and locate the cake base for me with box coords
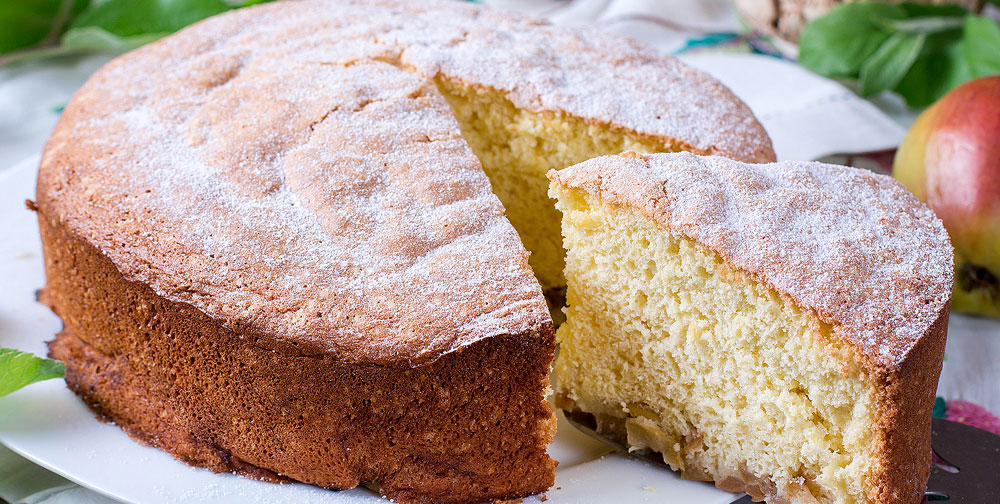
[38,213,557,504]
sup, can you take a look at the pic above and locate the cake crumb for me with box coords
[642,485,656,492]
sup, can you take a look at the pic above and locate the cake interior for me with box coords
[550,186,878,504]
[436,78,686,296]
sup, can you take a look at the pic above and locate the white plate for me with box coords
[0,157,738,504]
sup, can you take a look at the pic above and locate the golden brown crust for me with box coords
[39,52,549,366]
[867,303,949,504]
[39,213,556,503]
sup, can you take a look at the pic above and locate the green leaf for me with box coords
[0,348,65,398]
[964,16,1000,77]
[797,1,996,108]
[859,32,926,96]
[799,3,908,77]
[897,3,968,19]
[886,15,965,35]
[0,0,274,65]
[0,0,90,54]
[69,0,231,38]
[62,25,166,53]
[894,33,971,107]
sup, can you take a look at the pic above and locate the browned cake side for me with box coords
[870,315,949,504]
[39,214,555,504]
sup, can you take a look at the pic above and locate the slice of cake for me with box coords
[548,152,953,504]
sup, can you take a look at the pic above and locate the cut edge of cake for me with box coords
[434,76,716,308]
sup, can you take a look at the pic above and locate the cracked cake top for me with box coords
[37,0,773,364]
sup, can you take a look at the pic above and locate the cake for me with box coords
[33,0,774,502]
[548,152,953,504]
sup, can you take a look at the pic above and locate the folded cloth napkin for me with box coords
[678,53,907,161]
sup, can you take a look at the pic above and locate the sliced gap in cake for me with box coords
[433,77,693,318]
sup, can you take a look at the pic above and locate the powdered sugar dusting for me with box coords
[400,18,773,163]
[39,0,773,363]
[550,152,954,367]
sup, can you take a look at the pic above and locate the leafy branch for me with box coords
[0,0,271,66]
[798,2,1000,107]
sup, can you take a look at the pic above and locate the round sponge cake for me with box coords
[35,1,775,502]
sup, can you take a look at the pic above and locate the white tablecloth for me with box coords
[1,1,996,503]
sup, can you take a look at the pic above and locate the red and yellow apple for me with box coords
[894,75,1000,317]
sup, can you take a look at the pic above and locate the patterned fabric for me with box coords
[935,398,1000,435]
[673,32,788,59]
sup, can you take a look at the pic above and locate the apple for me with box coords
[894,75,1000,318]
